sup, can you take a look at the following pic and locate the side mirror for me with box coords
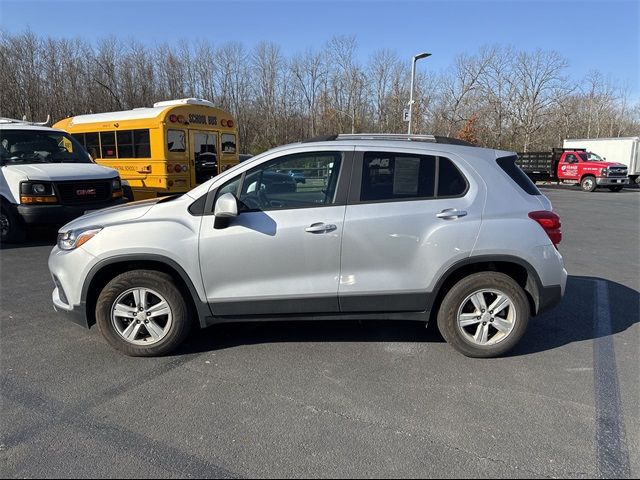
[214,192,238,218]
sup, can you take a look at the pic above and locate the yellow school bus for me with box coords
[54,98,239,200]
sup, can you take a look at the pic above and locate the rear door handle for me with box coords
[305,223,337,234]
[437,208,468,219]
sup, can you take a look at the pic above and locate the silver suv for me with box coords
[48,134,567,358]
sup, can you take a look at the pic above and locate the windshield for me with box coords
[0,129,93,166]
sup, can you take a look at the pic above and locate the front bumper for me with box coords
[17,199,125,226]
[52,289,89,328]
[49,245,97,328]
[596,177,629,186]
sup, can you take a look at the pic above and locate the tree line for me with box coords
[1,30,638,154]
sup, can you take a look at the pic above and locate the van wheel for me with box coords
[437,272,530,358]
[580,176,597,192]
[0,203,26,244]
[122,185,134,202]
[608,186,624,192]
[96,270,191,356]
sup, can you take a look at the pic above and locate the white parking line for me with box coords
[593,279,631,478]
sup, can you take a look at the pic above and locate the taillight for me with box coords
[174,164,182,173]
[529,211,562,247]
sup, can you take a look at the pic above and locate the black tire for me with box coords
[580,175,597,192]
[0,202,26,244]
[122,184,134,202]
[436,272,530,358]
[96,270,192,356]
[608,186,624,192]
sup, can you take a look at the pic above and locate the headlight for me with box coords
[32,183,47,194]
[601,168,608,177]
[57,226,103,251]
[111,178,124,199]
[20,181,57,203]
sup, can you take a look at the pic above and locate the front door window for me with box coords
[238,152,342,211]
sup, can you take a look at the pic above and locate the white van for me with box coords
[0,118,125,243]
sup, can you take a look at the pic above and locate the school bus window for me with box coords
[168,129,186,152]
[86,132,101,159]
[134,129,151,158]
[194,132,217,157]
[221,134,236,154]
[100,132,116,158]
[72,133,85,148]
[117,130,134,158]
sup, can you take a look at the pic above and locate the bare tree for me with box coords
[1,31,638,154]
[290,48,326,137]
[508,49,569,151]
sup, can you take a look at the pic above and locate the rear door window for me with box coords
[359,152,468,202]
[360,152,436,202]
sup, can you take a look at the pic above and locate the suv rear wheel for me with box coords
[96,270,191,356]
[437,272,530,358]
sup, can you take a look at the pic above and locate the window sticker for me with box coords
[393,156,420,195]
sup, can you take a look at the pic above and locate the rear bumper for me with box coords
[536,266,567,315]
[537,285,563,314]
[596,177,629,186]
[16,199,125,226]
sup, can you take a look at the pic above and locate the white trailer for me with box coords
[563,137,640,184]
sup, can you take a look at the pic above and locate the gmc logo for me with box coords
[76,188,97,196]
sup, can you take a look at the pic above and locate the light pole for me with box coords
[408,52,431,135]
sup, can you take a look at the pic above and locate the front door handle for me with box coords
[437,208,468,219]
[305,223,337,234]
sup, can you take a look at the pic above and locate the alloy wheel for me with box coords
[456,289,517,347]
[111,287,173,346]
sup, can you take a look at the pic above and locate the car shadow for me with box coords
[0,227,57,250]
[171,275,639,357]
[507,275,639,356]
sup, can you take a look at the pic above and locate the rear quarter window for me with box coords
[497,155,541,195]
[437,157,468,197]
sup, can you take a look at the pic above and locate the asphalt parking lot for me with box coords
[1,186,638,479]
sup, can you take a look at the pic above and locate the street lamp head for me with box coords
[414,52,432,61]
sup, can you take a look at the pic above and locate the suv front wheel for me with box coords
[96,270,192,356]
[437,272,530,358]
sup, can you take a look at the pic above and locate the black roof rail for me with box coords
[301,134,339,143]
[301,133,474,147]
[432,136,474,146]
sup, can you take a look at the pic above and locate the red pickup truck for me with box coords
[516,148,629,192]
